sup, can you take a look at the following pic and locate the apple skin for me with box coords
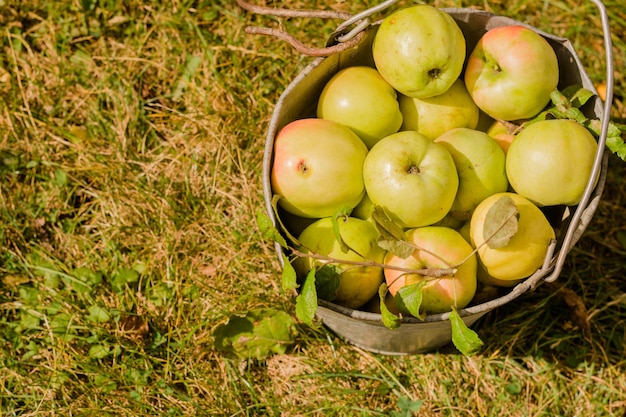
[372,5,466,99]
[271,118,368,218]
[469,192,556,281]
[399,78,480,140]
[384,226,477,315]
[505,119,598,207]
[486,120,515,154]
[293,216,386,310]
[434,127,509,221]
[363,131,459,228]
[464,25,559,121]
[317,66,403,149]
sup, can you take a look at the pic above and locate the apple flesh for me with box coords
[434,127,509,221]
[399,78,480,140]
[384,226,477,315]
[469,192,556,281]
[372,5,466,99]
[293,216,386,309]
[505,119,598,207]
[464,25,559,121]
[317,66,403,149]
[363,131,459,228]
[271,118,368,218]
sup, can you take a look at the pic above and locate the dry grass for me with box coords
[1,0,625,416]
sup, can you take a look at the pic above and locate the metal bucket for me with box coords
[262,4,614,354]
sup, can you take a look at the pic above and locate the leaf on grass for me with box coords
[172,54,201,101]
[281,254,298,291]
[256,209,288,249]
[371,205,414,258]
[483,195,519,249]
[314,264,340,302]
[213,308,297,360]
[295,269,317,326]
[449,309,483,356]
[391,395,424,417]
[379,283,401,329]
[395,281,427,320]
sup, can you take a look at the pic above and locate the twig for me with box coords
[236,0,366,57]
[244,26,366,57]
[235,0,353,20]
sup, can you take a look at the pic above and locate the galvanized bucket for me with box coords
[262,2,614,354]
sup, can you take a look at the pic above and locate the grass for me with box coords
[0,0,625,415]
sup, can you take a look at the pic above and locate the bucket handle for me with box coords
[544,0,614,282]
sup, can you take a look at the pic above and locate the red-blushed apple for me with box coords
[470,192,556,281]
[293,216,386,309]
[384,226,477,315]
[317,66,403,149]
[399,78,480,140]
[271,118,368,218]
[464,25,559,121]
[505,119,598,206]
[363,131,459,228]
[372,5,466,99]
[434,127,509,221]
[486,120,516,154]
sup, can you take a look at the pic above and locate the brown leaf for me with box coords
[550,284,591,340]
[119,315,150,339]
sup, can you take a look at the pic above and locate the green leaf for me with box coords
[172,54,201,101]
[88,344,111,359]
[314,264,341,302]
[483,195,519,249]
[256,209,288,249]
[213,308,297,360]
[391,395,424,417]
[371,205,414,258]
[449,309,483,356]
[281,253,298,291]
[295,269,318,326]
[331,213,350,253]
[379,283,401,329]
[561,85,595,108]
[270,195,302,246]
[395,281,427,320]
[110,267,139,292]
[87,305,111,323]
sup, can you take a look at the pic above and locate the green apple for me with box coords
[317,66,403,149]
[434,127,509,220]
[372,5,466,99]
[352,193,375,221]
[464,25,559,121]
[363,131,459,228]
[399,78,480,140]
[293,216,386,309]
[271,118,368,218]
[384,226,477,315]
[506,119,598,206]
[470,192,555,281]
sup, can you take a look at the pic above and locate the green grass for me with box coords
[1,0,625,415]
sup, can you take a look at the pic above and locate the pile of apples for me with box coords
[270,5,598,316]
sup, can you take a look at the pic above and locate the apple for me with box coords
[372,5,466,99]
[293,216,386,309]
[434,127,509,221]
[464,25,559,121]
[486,120,516,154]
[399,78,480,140]
[469,192,556,281]
[505,119,598,206]
[363,131,459,228]
[352,193,375,221]
[271,118,368,218]
[317,66,403,149]
[384,226,477,315]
